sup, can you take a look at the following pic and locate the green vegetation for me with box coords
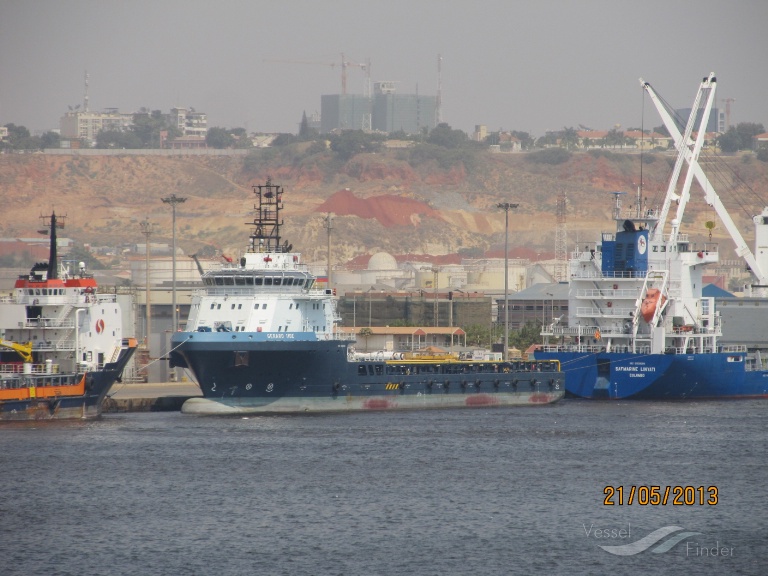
[0,124,60,151]
[717,122,765,153]
[526,148,571,165]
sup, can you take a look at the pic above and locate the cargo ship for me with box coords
[536,73,768,399]
[169,179,563,414]
[0,213,137,420]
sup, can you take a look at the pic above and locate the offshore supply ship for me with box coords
[169,179,563,414]
[0,213,137,420]
[536,73,768,399]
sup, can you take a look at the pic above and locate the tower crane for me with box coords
[263,53,370,95]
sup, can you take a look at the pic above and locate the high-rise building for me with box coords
[371,81,437,134]
[320,82,438,134]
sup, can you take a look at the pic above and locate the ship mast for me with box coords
[248,178,284,253]
[40,212,65,280]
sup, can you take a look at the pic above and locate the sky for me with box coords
[1,0,767,137]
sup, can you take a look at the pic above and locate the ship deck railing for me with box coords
[0,362,62,375]
[569,268,648,280]
[575,306,635,317]
[196,287,331,298]
[18,317,76,329]
[0,373,79,389]
[539,344,653,355]
[575,288,642,299]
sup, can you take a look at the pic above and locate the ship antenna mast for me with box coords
[249,178,284,253]
[39,212,65,280]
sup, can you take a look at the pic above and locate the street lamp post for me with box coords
[161,194,187,333]
[497,202,519,361]
[367,287,374,327]
[139,218,153,351]
[324,213,333,290]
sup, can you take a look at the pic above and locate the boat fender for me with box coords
[332,382,340,392]
[85,374,94,391]
[461,380,467,389]
[493,379,500,388]
[475,379,481,388]
[548,378,555,390]
[443,380,450,390]
[427,380,434,388]
[530,378,537,388]
[398,382,405,390]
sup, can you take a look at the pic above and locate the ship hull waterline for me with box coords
[535,350,768,400]
[172,333,564,415]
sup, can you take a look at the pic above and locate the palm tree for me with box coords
[358,327,373,351]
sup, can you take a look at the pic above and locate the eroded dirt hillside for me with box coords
[0,149,765,264]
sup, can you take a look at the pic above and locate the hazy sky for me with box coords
[2,0,767,136]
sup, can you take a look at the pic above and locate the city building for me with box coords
[320,82,437,134]
[371,81,437,134]
[59,109,133,145]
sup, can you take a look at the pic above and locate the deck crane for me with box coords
[640,73,768,294]
[0,339,33,363]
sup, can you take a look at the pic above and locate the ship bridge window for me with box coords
[231,304,236,310]
[214,277,224,286]
[285,278,293,286]
[296,279,304,287]
[264,277,273,286]
[235,277,246,286]
[245,277,254,285]
[224,277,234,286]
[210,303,216,310]
[274,278,282,286]
[254,277,263,286]
[238,304,242,309]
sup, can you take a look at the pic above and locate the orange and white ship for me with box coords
[0,213,137,421]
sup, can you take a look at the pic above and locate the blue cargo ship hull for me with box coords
[534,350,768,399]
[170,332,563,414]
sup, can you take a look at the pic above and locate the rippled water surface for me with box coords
[1,400,765,575]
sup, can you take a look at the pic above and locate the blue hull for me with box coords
[534,350,768,400]
[170,332,564,414]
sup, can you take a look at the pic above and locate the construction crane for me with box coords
[264,53,370,95]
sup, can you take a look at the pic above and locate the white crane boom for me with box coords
[640,74,768,289]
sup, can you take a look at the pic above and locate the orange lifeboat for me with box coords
[640,288,666,323]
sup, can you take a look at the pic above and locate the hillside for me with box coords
[1,149,766,266]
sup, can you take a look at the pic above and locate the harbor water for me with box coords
[1,399,765,575]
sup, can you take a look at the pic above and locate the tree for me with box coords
[717,127,741,153]
[297,111,318,141]
[735,122,765,150]
[96,129,142,149]
[605,128,624,149]
[40,131,60,149]
[510,131,534,150]
[206,127,235,149]
[358,327,373,351]
[560,126,579,150]
[329,130,382,160]
[427,123,469,149]
[131,110,177,148]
